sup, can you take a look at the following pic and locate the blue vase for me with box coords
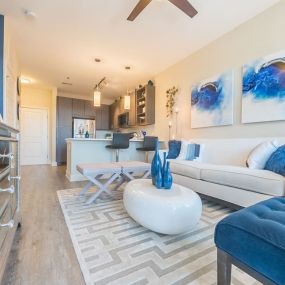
[163,161,173,190]
[161,152,167,187]
[151,139,162,186]
[155,167,163,189]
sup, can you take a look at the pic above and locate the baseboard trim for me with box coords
[66,172,87,182]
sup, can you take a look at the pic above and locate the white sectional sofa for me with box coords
[168,137,285,208]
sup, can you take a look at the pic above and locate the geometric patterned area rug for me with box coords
[57,188,260,285]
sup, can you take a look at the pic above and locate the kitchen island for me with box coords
[65,138,165,181]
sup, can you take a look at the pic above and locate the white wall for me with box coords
[152,2,285,141]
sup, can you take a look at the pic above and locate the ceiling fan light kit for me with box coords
[127,0,198,21]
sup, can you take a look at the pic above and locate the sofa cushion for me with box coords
[176,140,192,160]
[170,161,210,180]
[246,140,278,169]
[215,197,285,285]
[166,140,181,159]
[265,144,285,176]
[201,164,285,196]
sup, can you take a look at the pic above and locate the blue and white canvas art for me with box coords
[242,51,285,123]
[191,71,233,128]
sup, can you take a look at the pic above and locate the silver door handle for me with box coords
[0,220,14,228]
[0,153,14,160]
[8,176,21,181]
[0,185,14,194]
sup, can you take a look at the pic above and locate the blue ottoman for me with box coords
[215,197,285,285]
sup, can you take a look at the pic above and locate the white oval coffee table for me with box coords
[123,179,202,235]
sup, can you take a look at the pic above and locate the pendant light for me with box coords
[124,66,131,110]
[93,88,101,107]
[124,94,131,110]
[93,77,107,107]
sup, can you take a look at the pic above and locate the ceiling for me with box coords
[0,0,279,99]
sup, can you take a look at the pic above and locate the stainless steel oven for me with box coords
[0,123,20,278]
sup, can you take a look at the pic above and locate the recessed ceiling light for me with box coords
[94,58,101,63]
[66,76,70,80]
[20,78,31,84]
[125,66,131,70]
[24,9,37,18]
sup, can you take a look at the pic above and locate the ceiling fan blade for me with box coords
[168,0,198,18]
[127,0,152,21]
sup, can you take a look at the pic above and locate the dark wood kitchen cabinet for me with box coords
[57,96,72,127]
[84,100,96,117]
[56,97,110,164]
[56,126,72,163]
[72,99,85,117]
[110,101,120,130]
[56,96,73,164]
[95,104,110,130]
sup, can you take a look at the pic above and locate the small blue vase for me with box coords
[163,161,173,190]
[151,139,161,186]
[161,152,167,187]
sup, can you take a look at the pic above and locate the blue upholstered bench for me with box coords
[215,197,285,285]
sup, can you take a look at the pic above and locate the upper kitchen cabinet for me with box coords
[95,104,110,130]
[84,100,96,117]
[57,97,73,127]
[136,85,155,126]
[110,101,120,130]
[72,98,85,117]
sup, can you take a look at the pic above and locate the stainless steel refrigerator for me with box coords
[73,118,96,138]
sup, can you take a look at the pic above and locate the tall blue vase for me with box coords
[163,161,173,190]
[155,166,163,189]
[151,140,162,186]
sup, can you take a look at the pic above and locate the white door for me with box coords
[20,107,48,165]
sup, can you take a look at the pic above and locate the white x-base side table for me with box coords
[77,161,151,204]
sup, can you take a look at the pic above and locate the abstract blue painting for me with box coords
[242,51,285,123]
[191,71,233,128]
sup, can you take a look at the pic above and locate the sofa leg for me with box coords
[217,249,232,285]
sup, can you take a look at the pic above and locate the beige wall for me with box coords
[21,86,55,163]
[3,17,20,129]
[153,2,285,141]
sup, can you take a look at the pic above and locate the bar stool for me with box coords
[136,136,158,162]
[105,133,131,162]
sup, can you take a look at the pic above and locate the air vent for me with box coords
[62,82,72,86]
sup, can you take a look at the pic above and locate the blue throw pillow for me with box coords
[185,143,200,160]
[264,144,285,176]
[167,140,181,159]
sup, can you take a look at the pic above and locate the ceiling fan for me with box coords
[127,0,198,21]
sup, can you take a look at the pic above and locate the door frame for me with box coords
[20,106,50,165]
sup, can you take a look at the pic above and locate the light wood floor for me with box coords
[2,165,86,285]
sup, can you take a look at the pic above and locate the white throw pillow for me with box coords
[246,140,279,169]
[176,140,191,160]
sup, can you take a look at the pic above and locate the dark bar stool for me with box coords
[106,133,131,162]
[136,136,158,162]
